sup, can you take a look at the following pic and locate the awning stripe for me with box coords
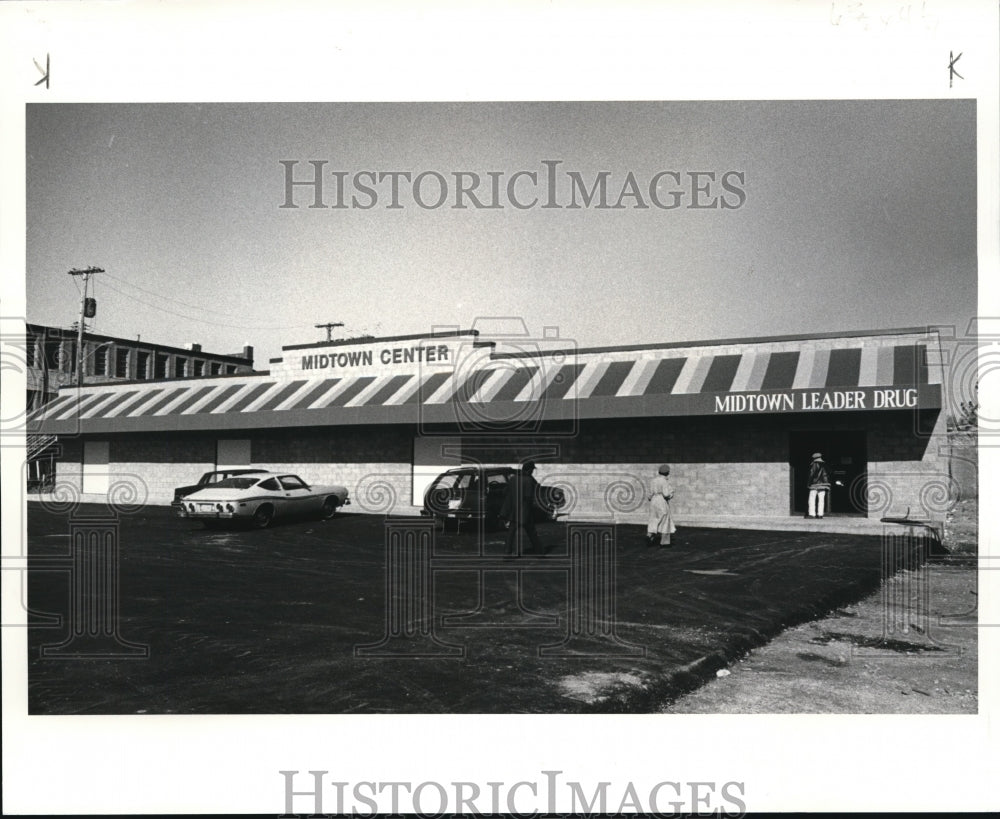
[105,388,164,418]
[366,374,414,406]
[256,380,308,412]
[226,383,274,413]
[674,356,712,394]
[825,348,862,387]
[808,349,830,388]
[112,388,167,417]
[448,369,497,404]
[541,363,586,400]
[516,364,563,402]
[346,375,401,407]
[491,366,539,402]
[645,358,686,394]
[744,352,771,391]
[474,368,517,402]
[164,386,217,415]
[136,388,191,417]
[85,390,140,418]
[66,392,117,420]
[618,357,659,397]
[327,376,376,406]
[402,371,452,405]
[292,378,343,410]
[792,350,815,389]
[700,354,741,393]
[33,393,76,419]
[875,346,894,385]
[760,351,798,390]
[573,361,612,399]
[208,383,257,414]
[893,344,928,385]
[858,346,880,387]
[192,384,245,414]
[729,352,758,393]
[589,361,635,398]
[44,393,91,421]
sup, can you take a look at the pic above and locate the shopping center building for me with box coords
[28,325,952,527]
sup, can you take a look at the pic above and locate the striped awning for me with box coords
[29,336,943,435]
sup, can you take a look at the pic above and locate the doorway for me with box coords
[789,430,867,515]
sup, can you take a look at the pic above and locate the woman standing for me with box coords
[647,464,677,547]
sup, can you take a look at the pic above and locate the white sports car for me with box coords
[178,472,350,528]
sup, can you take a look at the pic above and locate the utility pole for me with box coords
[67,266,103,385]
[315,321,344,342]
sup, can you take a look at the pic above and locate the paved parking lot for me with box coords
[26,503,929,713]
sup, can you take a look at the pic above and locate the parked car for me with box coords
[421,466,565,531]
[178,473,350,528]
[173,468,271,504]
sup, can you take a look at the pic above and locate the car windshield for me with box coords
[209,477,261,490]
[431,472,475,492]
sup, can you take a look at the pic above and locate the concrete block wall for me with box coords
[866,410,952,520]
[948,432,978,501]
[252,426,415,514]
[44,406,951,521]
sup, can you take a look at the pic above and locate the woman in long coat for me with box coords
[647,464,677,547]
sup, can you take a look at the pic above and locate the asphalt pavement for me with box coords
[26,503,936,713]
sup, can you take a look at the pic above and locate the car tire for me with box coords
[251,504,275,529]
[320,496,340,520]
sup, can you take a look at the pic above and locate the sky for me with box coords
[26,100,977,367]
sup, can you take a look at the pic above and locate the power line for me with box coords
[98,278,313,331]
[102,270,269,321]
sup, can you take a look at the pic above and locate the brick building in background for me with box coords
[25,323,254,490]
[29,325,952,528]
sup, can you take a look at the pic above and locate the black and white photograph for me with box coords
[2,1,998,815]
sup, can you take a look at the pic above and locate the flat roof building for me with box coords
[29,325,955,529]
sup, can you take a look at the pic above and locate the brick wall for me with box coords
[46,409,952,521]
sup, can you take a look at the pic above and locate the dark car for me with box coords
[421,466,565,531]
[172,468,271,505]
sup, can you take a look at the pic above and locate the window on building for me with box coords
[136,351,150,379]
[226,364,237,375]
[93,345,108,376]
[115,348,129,378]
[44,341,62,370]
[193,360,205,377]
[154,353,168,379]
[210,362,221,375]
[174,357,187,378]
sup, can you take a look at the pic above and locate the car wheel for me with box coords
[320,496,340,520]
[251,504,275,529]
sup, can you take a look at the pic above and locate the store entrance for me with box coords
[789,430,868,515]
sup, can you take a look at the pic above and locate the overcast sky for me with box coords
[26,100,976,365]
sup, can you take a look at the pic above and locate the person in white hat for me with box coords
[807,452,831,518]
[646,464,677,547]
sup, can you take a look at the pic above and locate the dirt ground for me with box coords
[664,500,979,714]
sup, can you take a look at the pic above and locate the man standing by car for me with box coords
[501,461,544,557]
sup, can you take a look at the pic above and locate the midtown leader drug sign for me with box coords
[714,387,919,414]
